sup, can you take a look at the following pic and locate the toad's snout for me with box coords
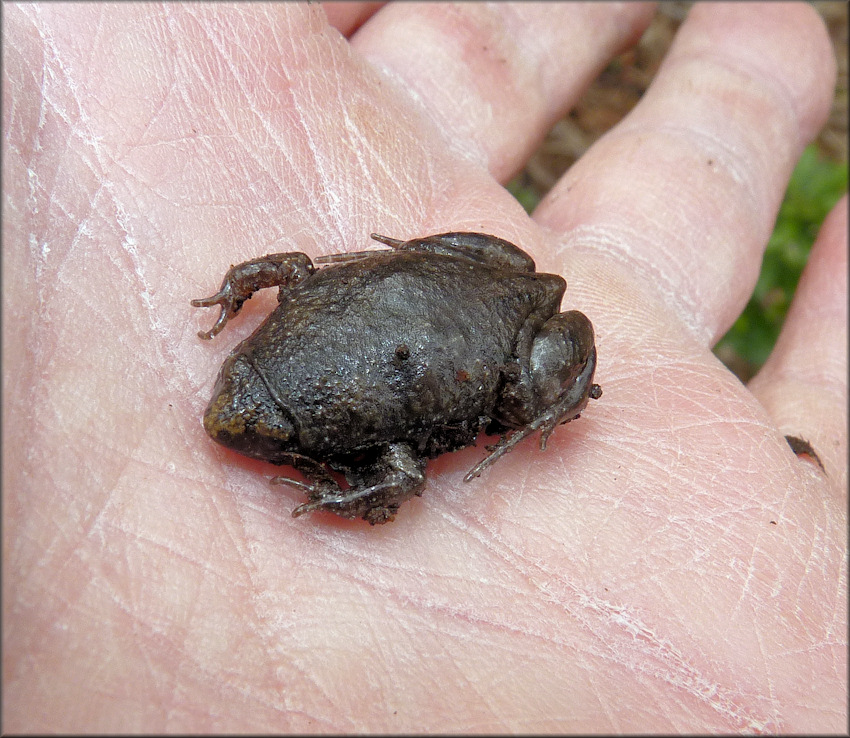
[202,353,296,463]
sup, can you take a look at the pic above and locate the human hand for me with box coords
[4,2,845,732]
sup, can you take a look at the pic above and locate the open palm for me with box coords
[4,3,846,732]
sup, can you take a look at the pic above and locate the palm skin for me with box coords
[3,2,845,732]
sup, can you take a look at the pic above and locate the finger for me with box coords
[350,2,655,181]
[321,2,384,36]
[533,3,837,345]
[748,195,847,484]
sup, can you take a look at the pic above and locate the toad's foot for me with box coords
[277,443,426,524]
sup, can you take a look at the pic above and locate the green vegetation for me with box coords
[506,178,539,215]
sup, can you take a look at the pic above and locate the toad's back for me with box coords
[239,251,558,456]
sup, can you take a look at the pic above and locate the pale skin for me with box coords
[2,2,846,732]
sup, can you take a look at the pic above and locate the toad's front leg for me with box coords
[277,443,426,525]
[191,252,315,339]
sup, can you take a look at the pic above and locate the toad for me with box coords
[192,232,601,524]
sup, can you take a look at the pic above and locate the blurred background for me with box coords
[507,1,848,382]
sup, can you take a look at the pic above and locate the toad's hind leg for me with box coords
[317,231,536,271]
[370,231,537,271]
[282,443,426,525]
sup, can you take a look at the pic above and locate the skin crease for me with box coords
[2,1,846,733]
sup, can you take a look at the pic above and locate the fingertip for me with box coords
[681,2,837,144]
